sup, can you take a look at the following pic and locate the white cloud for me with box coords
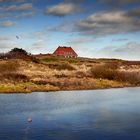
[67,37,94,45]
[45,3,82,16]
[0,20,15,27]
[99,0,140,6]
[76,10,140,36]
[5,3,33,11]
[32,40,45,49]
[47,9,140,37]
[15,12,35,18]
[97,42,140,60]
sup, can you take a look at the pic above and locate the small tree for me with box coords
[9,48,28,55]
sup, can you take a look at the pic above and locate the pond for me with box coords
[0,87,140,140]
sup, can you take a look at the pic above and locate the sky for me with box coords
[0,0,140,60]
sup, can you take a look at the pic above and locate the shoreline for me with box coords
[0,82,138,94]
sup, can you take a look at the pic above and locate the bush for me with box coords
[0,61,19,74]
[10,48,28,55]
[6,48,32,60]
[0,61,29,82]
[67,59,77,64]
[42,57,58,62]
[57,63,75,70]
[116,71,140,85]
[55,74,67,78]
[90,63,140,85]
[31,57,40,63]
[2,73,29,82]
[31,80,48,85]
[90,63,118,80]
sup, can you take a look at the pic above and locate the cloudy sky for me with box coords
[0,0,140,60]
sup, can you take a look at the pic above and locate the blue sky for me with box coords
[0,0,140,60]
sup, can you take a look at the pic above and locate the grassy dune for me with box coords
[0,57,139,93]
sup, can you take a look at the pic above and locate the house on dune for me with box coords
[53,46,78,58]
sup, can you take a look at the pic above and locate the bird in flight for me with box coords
[16,36,19,39]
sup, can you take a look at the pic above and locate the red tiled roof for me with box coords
[53,46,78,57]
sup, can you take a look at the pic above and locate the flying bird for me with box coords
[16,36,19,39]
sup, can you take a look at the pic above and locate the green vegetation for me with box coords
[67,59,78,64]
[41,57,58,62]
[31,56,40,63]
[96,58,124,62]
[0,82,59,93]
[10,48,28,55]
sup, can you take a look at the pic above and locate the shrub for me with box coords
[90,63,140,85]
[90,63,118,80]
[31,80,48,85]
[75,71,86,78]
[42,57,58,62]
[31,56,40,63]
[67,59,77,64]
[6,48,33,60]
[2,73,29,82]
[57,63,75,70]
[55,74,67,78]
[10,48,28,55]
[115,71,140,85]
[0,61,19,74]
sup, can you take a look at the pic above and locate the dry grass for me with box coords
[90,63,140,85]
[0,58,139,93]
[1,73,29,82]
[48,63,75,70]
[0,60,29,82]
[90,63,118,80]
[0,60,19,73]
[116,71,140,85]
[31,77,128,91]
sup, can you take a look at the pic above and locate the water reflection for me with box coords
[0,88,140,140]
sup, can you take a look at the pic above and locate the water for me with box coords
[0,87,140,140]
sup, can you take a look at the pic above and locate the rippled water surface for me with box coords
[0,87,140,140]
